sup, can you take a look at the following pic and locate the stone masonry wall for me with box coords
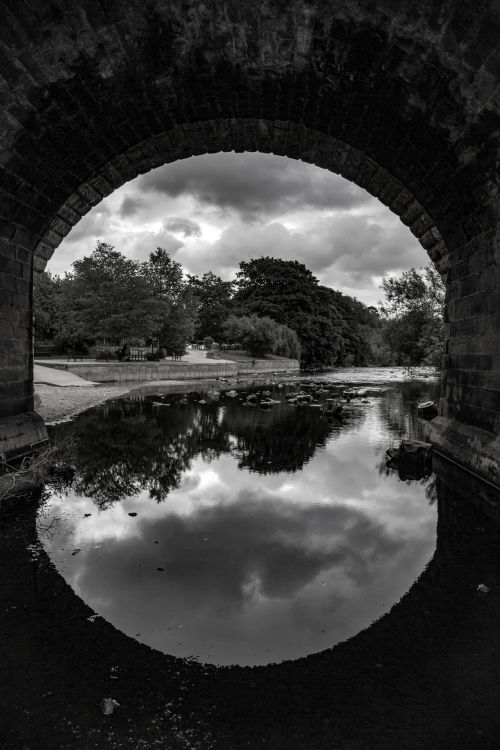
[38,358,299,383]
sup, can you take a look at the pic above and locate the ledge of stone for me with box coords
[0,412,48,463]
[425,416,500,488]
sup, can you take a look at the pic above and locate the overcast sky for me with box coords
[48,152,427,307]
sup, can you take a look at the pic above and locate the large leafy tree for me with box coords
[59,242,165,343]
[222,314,300,358]
[187,271,234,341]
[379,264,445,367]
[157,288,198,356]
[142,247,184,301]
[232,257,352,368]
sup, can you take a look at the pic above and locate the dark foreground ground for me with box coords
[1,456,500,749]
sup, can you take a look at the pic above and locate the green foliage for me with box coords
[158,289,197,356]
[187,271,234,341]
[33,271,62,341]
[379,264,445,367]
[58,242,165,343]
[232,257,374,368]
[222,314,300,359]
[36,242,197,357]
[143,247,184,301]
[274,323,301,360]
[223,314,280,358]
[380,265,444,318]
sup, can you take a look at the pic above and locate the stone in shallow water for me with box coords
[386,440,433,480]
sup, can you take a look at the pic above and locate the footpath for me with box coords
[34,364,98,387]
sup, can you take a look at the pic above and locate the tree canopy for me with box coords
[232,257,375,368]
[379,265,445,367]
[223,314,301,359]
[187,271,234,341]
[34,242,442,369]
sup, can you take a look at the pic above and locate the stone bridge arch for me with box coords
[0,0,499,481]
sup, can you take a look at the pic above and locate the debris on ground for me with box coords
[100,697,120,715]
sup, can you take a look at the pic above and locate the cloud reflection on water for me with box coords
[43,447,436,665]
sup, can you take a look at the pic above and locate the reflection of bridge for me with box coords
[2,454,500,747]
[0,2,499,483]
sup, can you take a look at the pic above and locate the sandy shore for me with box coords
[35,378,233,423]
[35,384,134,423]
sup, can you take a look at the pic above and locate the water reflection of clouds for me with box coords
[41,383,439,665]
[43,457,436,665]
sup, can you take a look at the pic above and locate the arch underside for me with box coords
[0,0,499,481]
[33,120,449,276]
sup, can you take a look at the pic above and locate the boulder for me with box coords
[417,401,438,419]
[321,398,343,416]
[386,439,433,480]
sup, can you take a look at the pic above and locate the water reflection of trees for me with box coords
[376,381,440,439]
[48,391,342,505]
[49,399,231,507]
[221,400,334,474]
[48,382,439,507]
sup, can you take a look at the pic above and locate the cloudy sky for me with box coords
[48,152,427,306]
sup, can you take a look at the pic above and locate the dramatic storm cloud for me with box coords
[138,151,372,219]
[49,152,427,305]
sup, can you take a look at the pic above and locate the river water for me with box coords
[37,368,440,666]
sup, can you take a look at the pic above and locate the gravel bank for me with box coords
[35,384,133,423]
[35,379,227,423]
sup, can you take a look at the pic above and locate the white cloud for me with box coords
[48,152,428,305]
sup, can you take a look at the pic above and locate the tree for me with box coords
[274,323,301,360]
[158,288,197,356]
[232,257,346,368]
[223,314,299,358]
[143,247,184,301]
[380,265,444,318]
[33,271,62,340]
[187,271,234,341]
[379,264,445,367]
[58,242,165,344]
[233,258,372,367]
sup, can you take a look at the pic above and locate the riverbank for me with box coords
[35,366,439,425]
[35,354,300,384]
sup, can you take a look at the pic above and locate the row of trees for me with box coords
[34,242,444,368]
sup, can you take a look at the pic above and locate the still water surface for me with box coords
[39,369,439,666]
